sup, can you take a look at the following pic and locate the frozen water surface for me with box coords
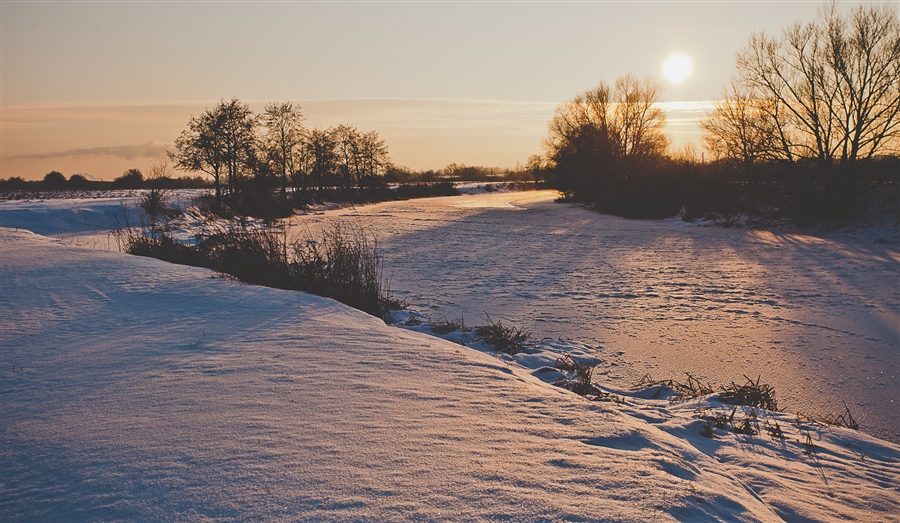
[296,190,900,443]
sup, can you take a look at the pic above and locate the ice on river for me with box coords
[294,190,900,444]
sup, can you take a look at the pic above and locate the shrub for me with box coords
[395,182,460,199]
[1,177,28,192]
[292,222,390,318]
[125,231,207,267]
[68,174,92,189]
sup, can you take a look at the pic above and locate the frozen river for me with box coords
[2,189,897,443]
[300,190,900,443]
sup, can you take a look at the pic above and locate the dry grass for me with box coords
[474,314,531,355]
[119,219,400,320]
[635,373,714,399]
[718,375,778,411]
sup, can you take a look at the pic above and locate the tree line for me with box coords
[534,1,899,219]
[0,168,209,193]
[169,99,390,211]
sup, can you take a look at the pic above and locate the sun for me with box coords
[662,54,693,84]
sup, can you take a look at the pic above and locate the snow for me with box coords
[299,191,899,444]
[2,191,899,521]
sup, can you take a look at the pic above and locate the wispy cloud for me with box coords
[12,141,171,161]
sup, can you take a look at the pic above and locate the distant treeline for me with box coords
[532,2,899,220]
[0,170,211,193]
[0,163,530,195]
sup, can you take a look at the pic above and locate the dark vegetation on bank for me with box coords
[115,211,404,320]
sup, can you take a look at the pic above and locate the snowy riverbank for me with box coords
[2,226,899,521]
[2,191,900,521]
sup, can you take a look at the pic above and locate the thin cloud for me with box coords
[12,142,171,161]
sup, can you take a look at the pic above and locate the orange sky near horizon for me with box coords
[1,99,710,180]
[1,1,881,181]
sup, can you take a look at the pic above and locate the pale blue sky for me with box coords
[1,0,884,179]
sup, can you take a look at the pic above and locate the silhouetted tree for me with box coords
[171,98,257,207]
[42,170,68,190]
[733,3,899,168]
[261,101,305,201]
[171,108,227,206]
[357,130,390,187]
[304,127,338,194]
[113,169,144,189]
[1,177,28,191]
[68,173,91,189]
[701,81,782,168]
[217,99,258,202]
[701,2,899,215]
[612,74,669,161]
[334,124,362,190]
[541,75,669,201]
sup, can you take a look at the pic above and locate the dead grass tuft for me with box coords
[474,314,531,355]
[635,373,714,399]
[718,375,778,411]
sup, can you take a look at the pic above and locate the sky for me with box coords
[1,0,886,181]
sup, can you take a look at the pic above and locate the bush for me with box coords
[292,222,390,317]
[140,189,168,218]
[395,182,460,199]
[68,174,92,189]
[229,190,294,221]
[124,231,207,267]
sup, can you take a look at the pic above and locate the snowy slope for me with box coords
[2,225,899,521]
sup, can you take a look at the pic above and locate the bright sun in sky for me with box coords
[662,54,693,84]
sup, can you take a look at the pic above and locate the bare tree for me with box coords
[333,125,361,190]
[262,102,305,201]
[171,109,226,206]
[611,74,669,160]
[304,127,338,194]
[545,82,613,163]
[357,130,390,186]
[701,81,783,167]
[170,98,257,207]
[731,2,899,169]
[540,75,668,199]
[217,98,258,200]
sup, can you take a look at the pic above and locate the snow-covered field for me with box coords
[2,191,899,521]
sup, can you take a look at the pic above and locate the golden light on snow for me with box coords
[662,53,693,84]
